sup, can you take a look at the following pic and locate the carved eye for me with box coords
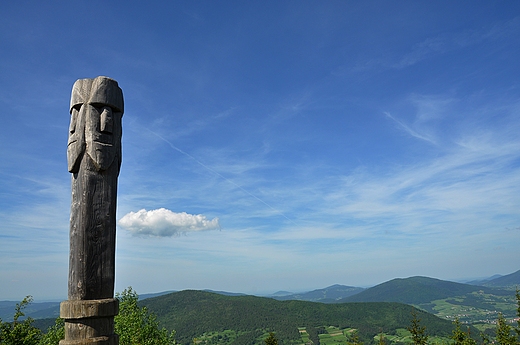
[69,108,79,134]
[100,106,113,133]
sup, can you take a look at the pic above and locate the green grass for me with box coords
[297,326,453,345]
[298,327,311,344]
[194,329,246,345]
[318,326,350,345]
[298,326,353,345]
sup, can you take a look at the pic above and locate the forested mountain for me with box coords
[271,284,365,302]
[340,276,510,304]
[141,289,456,345]
[480,269,520,288]
[0,301,59,322]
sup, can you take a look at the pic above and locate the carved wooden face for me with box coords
[67,77,123,173]
[85,102,122,171]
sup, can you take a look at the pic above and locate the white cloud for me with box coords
[118,208,220,237]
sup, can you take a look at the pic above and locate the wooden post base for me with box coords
[59,298,119,345]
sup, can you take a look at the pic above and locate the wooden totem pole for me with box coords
[60,76,123,345]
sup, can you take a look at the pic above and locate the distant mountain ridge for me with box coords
[139,290,176,300]
[480,269,520,288]
[340,276,511,305]
[271,284,365,302]
[0,301,59,322]
[203,289,247,297]
[465,274,503,285]
[269,290,293,297]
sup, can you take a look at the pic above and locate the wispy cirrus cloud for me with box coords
[322,125,520,243]
[393,18,520,69]
[350,16,520,72]
[384,94,455,146]
[119,208,220,237]
[384,112,437,145]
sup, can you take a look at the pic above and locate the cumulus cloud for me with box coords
[118,208,220,237]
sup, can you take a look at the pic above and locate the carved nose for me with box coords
[100,106,113,133]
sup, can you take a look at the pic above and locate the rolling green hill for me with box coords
[340,276,510,304]
[338,276,517,328]
[141,290,458,345]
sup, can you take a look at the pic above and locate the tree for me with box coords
[38,318,64,345]
[495,313,516,345]
[479,331,491,345]
[347,330,363,345]
[115,287,176,345]
[407,309,428,345]
[451,318,476,345]
[264,332,278,345]
[377,331,386,345]
[0,296,42,345]
[515,289,520,341]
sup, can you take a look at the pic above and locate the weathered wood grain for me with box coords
[61,76,123,345]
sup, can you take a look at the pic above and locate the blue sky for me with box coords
[1,1,520,301]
